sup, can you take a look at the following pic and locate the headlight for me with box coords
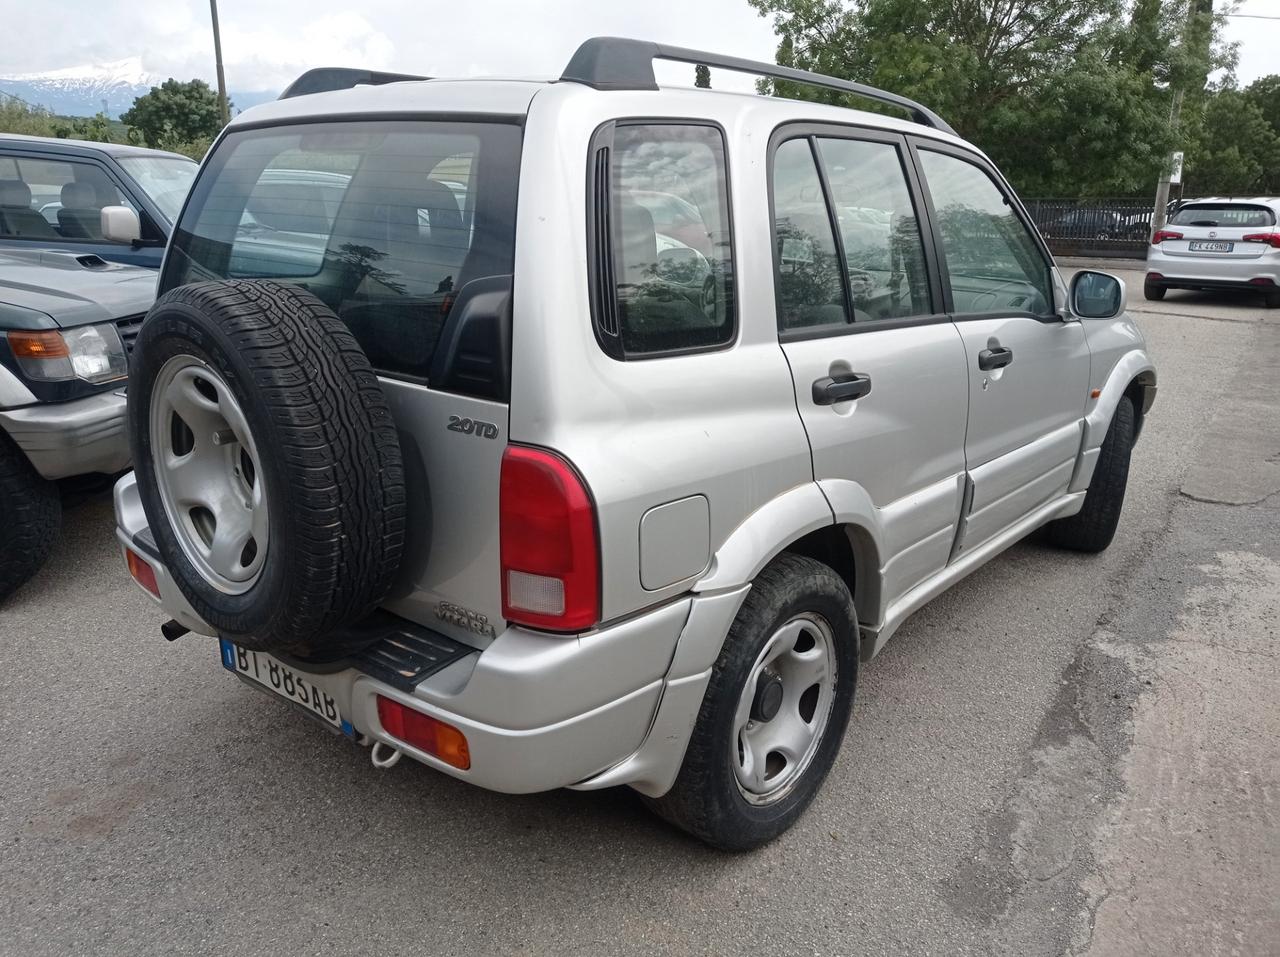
[7,324,128,384]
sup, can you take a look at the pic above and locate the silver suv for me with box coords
[113,39,1157,850]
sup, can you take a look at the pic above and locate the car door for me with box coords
[771,126,970,606]
[911,141,1090,553]
[0,149,154,266]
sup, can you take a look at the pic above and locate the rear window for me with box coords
[1169,204,1276,228]
[163,120,520,383]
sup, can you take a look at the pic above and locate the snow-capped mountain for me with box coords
[0,57,157,117]
[0,57,277,118]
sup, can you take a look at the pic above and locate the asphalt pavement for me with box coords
[2,262,1277,956]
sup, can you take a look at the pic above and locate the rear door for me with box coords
[911,141,1090,552]
[772,126,970,604]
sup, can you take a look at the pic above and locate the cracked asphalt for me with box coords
[1,261,1277,956]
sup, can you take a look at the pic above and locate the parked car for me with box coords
[0,133,198,267]
[1145,197,1280,307]
[1039,207,1145,241]
[0,248,152,599]
[113,39,1156,850]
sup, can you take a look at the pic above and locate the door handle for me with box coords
[812,373,872,405]
[978,346,1014,370]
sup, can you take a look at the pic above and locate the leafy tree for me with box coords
[1181,89,1280,194]
[1243,74,1280,138]
[745,0,1240,198]
[695,64,711,89]
[0,98,59,137]
[54,112,113,143]
[122,79,228,149]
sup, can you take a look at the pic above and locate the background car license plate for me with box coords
[219,640,342,728]
[1189,240,1232,252]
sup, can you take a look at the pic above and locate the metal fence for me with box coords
[1024,197,1155,259]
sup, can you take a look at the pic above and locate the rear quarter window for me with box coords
[588,122,736,359]
[163,120,520,388]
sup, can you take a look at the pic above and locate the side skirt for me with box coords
[860,490,1086,660]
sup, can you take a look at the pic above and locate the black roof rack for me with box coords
[279,67,430,101]
[560,37,956,136]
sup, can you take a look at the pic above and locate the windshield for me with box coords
[1169,204,1276,228]
[116,155,199,225]
[163,119,520,380]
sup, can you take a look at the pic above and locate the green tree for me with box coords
[1181,89,1280,194]
[54,112,113,143]
[0,97,58,137]
[122,79,227,149]
[746,0,1237,197]
[1243,74,1280,138]
[695,64,711,89]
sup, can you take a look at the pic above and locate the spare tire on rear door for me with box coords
[128,279,406,657]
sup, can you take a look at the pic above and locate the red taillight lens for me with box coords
[376,695,470,769]
[1242,232,1280,248]
[125,548,160,598]
[499,445,600,632]
[1151,230,1183,244]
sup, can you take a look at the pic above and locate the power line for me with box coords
[1224,13,1280,19]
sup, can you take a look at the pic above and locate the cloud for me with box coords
[2,0,781,93]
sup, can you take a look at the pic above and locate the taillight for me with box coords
[125,548,160,598]
[1242,232,1280,248]
[1151,230,1183,244]
[500,445,600,631]
[376,695,470,770]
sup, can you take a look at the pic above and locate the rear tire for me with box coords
[1263,289,1280,309]
[645,553,859,851]
[129,279,406,657]
[0,432,61,603]
[1143,282,1166,301]
[1046,397,1136,553]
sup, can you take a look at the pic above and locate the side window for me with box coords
[917,149,1052,316]
[815,137,933,321]
[592,124,734,358]
[0,154,132,241]
[771,138,849,330]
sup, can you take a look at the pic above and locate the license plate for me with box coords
[1189,240,1233,252]
[219,639,344,730]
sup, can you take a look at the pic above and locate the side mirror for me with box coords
[1071,269,1126,319]
[100,205,141,245]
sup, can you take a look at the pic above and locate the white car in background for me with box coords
[1146,197,1280,307]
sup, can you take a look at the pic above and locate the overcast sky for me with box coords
[5,0,1278,93]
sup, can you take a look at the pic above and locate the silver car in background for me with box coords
[1146,197,1280,307]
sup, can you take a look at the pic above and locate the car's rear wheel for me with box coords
[1143,282,1166,301]
[1046,397,1136,553]
[1263,288,1280,309]
[0,432,61,603]
[129,279,407,657]
[645,553,858,851]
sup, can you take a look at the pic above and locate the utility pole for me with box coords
[210,0,230,126]
[1151,0,1215,235]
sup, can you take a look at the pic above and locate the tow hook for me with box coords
[370,740,403,769]
[161,619,190,642]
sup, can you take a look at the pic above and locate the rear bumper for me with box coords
[0,390,130,480]
[1146,249,1280,288]
[113,470,746,796]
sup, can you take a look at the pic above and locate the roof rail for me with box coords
[279,67,430,101]
[560,37,957,136]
